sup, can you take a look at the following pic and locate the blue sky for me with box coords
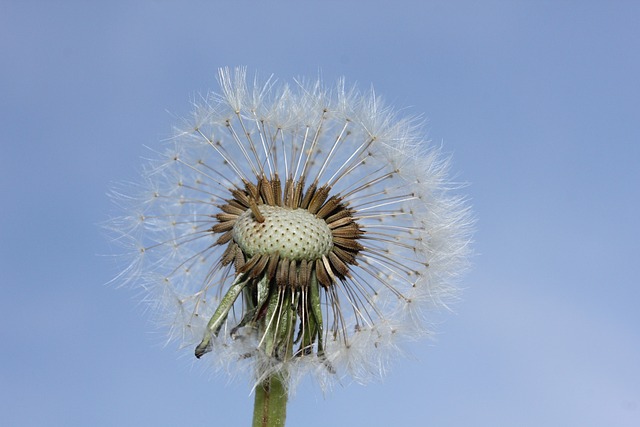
[1,1,639,426]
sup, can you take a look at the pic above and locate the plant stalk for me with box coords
[252,373,288,427]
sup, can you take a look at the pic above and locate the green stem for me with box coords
[252,373,288,427]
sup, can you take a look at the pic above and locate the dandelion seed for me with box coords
[108,67,472,399]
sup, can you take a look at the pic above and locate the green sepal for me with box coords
[195,273,248,358]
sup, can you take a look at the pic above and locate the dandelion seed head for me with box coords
[108,67,473,390]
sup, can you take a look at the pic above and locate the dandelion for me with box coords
[109,67,472,427]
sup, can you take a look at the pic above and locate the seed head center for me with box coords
[233,205,333,261]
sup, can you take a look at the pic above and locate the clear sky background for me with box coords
[2,1,639,426]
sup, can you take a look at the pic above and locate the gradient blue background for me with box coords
[2,1,639,426]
